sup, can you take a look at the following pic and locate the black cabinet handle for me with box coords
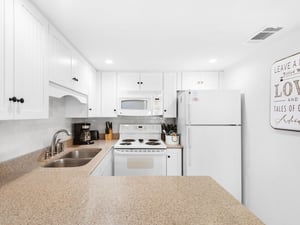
[168,155,171,158]
[72,77,79,82]
[17,98,24,104]
[9,97,17,102]
[9,97,24,103]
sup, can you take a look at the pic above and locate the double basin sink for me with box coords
[44,148,101,168]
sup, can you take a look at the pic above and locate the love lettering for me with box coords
[274,80,300,97]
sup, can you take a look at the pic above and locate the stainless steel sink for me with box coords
[60,148,101,159]
[44,158,92,168]
[43,148,101,168]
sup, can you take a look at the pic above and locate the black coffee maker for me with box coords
[73,123,94,145]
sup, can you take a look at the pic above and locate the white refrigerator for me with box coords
[177,90,242,202]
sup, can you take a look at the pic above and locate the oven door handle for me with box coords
[114,150,166,156]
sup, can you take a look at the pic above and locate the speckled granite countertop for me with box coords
[0,140,264,225]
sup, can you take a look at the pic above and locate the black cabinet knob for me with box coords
[114,109,116,112]
[168,155,171,158]
[9,97,17,102]
[137,81,140,84]
[164,109,167,112]
[141,81,143,84]
[89,108,92,111]
[17,98,24,103]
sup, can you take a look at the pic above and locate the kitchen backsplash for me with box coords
[0,97,72,162]
[72,117,176,134]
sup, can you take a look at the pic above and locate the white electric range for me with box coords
[114,124,167,176]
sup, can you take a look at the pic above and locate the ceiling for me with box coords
[31,0,300,71]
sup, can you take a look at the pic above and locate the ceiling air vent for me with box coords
[249,27,283,42]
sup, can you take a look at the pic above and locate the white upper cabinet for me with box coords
[88,68,100,117]
[71,53,90,95]
[101,72,117,117]
[14,0,48,119]
[48,27,92,96]
[48,28,73,89]
[0,0,48,120]
[140,72,163,91]
[163,72,177,118]
[118,72,163,92]
[181,72,219,90]
[0,0,14,120]
[117,72,140,92]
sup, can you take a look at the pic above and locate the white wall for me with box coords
[0,97,72,162]
[223,28,300,225]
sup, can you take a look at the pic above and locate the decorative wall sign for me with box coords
[271,52,300,130]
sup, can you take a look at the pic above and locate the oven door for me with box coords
[114,149,167,176]
[118,98,151,116]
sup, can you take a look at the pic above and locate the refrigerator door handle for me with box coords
[187,91,191,125]
[188,103,191,124]
[187,127,192,166]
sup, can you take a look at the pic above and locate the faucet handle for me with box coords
[55,139,64,154]
[44,150,50,160]
[57,141,64,153]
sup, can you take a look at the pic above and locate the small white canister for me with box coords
[165,135,179,145]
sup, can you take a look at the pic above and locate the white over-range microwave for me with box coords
[118,92,163,116]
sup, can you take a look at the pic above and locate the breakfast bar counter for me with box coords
[0,140,264,225]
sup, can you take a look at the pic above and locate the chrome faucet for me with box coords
[49,129,72,157]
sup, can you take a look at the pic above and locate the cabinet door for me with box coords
[48,28,72,89]
[71,54,90,94]
[102,149,113,176]
[88,68,99,117]
[167,148,182,176]
[14,0,48,119]
[163,72,177,118]
[101,72,117,117]
[182,72,219,90]
[91,149,113,176]
[140,72,163,91]
[0,0,14,120]
[117,72,140,92]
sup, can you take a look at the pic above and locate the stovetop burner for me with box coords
[148,139,159,142]
[122,139,135,142]
[145,142,161,145]
[120,142,132,145]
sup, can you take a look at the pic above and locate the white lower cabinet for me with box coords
[167,148,182,176]
[92,148,114,176]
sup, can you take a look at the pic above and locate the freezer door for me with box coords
[187,90,241,125]
[184,125,241,201]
